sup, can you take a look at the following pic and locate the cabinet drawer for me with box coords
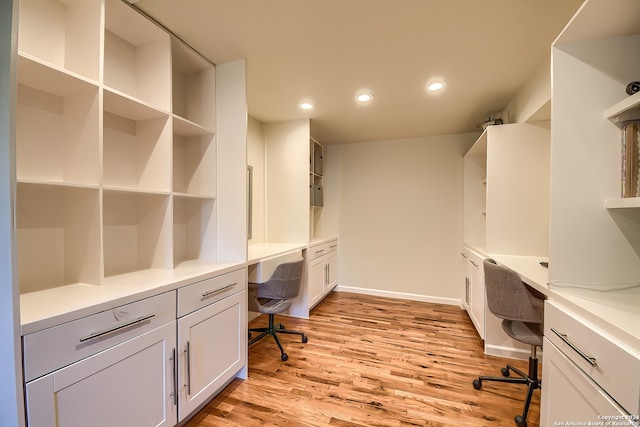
[177,268,246,318]
[23,291,176,382]
[545,300,640,414]
[461,246,484,276]
[308,240,338,261]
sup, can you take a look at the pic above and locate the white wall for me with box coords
[502,57,551,123]
[0,1,26,425]
[328,133,477,303]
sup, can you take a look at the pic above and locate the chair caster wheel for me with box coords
[501,367,510,377]
[515,415,527,427]
[302,335,308,343]
[472,379,482,390]
[281,353,288,361]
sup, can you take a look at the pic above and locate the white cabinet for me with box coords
[310,138,324,207]
[308,256,326,308]
[541,300,640,425]
[460,246,485,340]
[176,269,247,422]
[24,292,178,427]
[541,338,633,426]
[545,1,640,419]
[308,240,338,309]
[462,122,550,356]
[549,0,640,286]
[463,123,550,256]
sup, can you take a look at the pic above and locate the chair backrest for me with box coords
[255,259,304,300]
[483,259,544,325]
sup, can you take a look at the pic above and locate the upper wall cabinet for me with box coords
[549,0,640,285]
[310,138,324,208]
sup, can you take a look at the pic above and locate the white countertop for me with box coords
[547,285,640,353]
[20,261,244,335]
[486,252,640,353]
[22,240,329,335]
[247,242,308,264]
[489,254,549,295]
[477,250,640,353]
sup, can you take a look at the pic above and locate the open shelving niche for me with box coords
[462,130,487,253]
[16,0,229,315]
[17,0,102,82]
[605,91,640,210]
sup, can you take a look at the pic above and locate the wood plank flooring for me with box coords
[184,292,540,427]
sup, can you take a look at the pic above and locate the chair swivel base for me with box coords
[249,313,308,361]
[472,357,540,427]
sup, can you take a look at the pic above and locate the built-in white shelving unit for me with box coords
[462,122,550,358]
[542,3,640,423]
[13,2,249,425]
[548,0,640,286]
[463,123,550,257]
[15,0,230,297]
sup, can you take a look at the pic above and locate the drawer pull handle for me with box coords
[460,252,469,259]
[79,314,155,342]
[201,283,237,298]
[184,341,191,395]
[329,245,338,250]
[315,249,325,255]
[551,328,597,366]
[170,348,178,406]
[470,260,479,268]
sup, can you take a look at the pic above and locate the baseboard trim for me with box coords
[484,344,537,361]
[335,285,463,308]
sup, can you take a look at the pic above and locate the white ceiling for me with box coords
[132,0,584,144]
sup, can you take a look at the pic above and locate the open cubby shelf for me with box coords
[18,0,102,81]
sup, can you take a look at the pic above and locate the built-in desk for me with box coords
[489,254,549,296]
[462,248,550,358]
[488,253,640,352]
[247,242,307,265]
[246,242,307,321]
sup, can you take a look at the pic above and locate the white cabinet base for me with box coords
[541,339,631,426]
[25,322,177,427]
[177,290,247,421]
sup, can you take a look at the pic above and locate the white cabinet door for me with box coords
[25,322,177,427]
[177,290,246,421]
[541,338,631,426]
[469,267,485,340]
[308,256,326,308]
[326,250,338,291]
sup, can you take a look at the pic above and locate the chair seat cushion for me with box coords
[255,298,292,315]
[501,320,543,347]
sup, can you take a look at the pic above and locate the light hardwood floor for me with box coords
[184,292,540,427]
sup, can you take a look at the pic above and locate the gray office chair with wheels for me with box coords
[472,258,545,427]
[248,259,307,361]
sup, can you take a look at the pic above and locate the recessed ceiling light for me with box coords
[426,81,445,92]
[356,92,374,103]
[299,101,314,110]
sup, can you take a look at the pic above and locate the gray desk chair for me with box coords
[472,258,544,427]
[248,259,308,361]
